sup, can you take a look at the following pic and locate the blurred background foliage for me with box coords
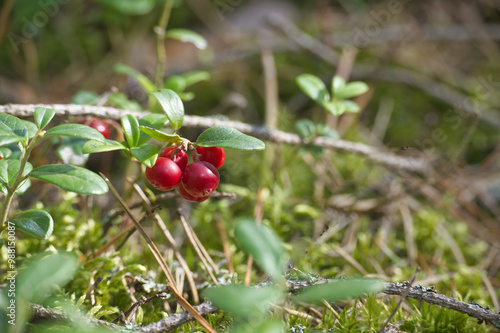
[1,0,500,332]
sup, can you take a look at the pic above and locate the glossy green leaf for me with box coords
[166,29,207,50]
[204,284,282,318]
[131,144,158,168]
[294,278,387,304]
[121,114,140,148]
[152,89,184,130]
[342,100,362,113]
[0,113,28,145]
[10,209,54,239]
[30,164,108,195]
[335,81,369,99]
[137,114,169,145]
[296,74,330,104]
[295,119,316,139]
[196,125,265,150]
[139,126,181,143]
[331,75,346,97]
[235,218,285,280]
[17,252,78,303]
[82,139,127,154]
[0,159,32,187]
[23,120,38,139]
[46,124,106,143]
[34,107,55,130]
[0,147,12,159]
[114,63,156,92]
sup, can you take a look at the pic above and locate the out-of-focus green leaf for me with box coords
[296,74,330,104]
[295,119,316,139]
[331,75,346,97]
[166,29,207,50]
[71,90,100,105]
[114,63,156,92]
[94,0,156,15]
[335,81,369,99]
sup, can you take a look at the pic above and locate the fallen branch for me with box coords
[0,103,430,174]
[30,280,500,331]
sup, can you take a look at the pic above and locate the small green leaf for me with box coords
[0,159,32,187]
[296,74,330,104]
[322,100,347,116]
[0,113,28,145]
[72,90,100,105]
[17,252,78,303]
[152,89,184,130]
[137,114,169,145]
[183,70,210,86]
[114,63,156,93]
[30,164,108,195]
[108,92,143,111]
[335,81,369,99]
[121,114,141,148]
[139,126,181,143]
[204,284,282,318]
[294,278,387,304]
[0,147,12,159]
[131,144,158,168]
[295,119,316,139]
[164,75,186,92]
[331,75,346,97]
[342,100,362,113]
[82,139,127,154]
[196,125,265,150]
[22,120,38,139]
[235,218,285,280]
[316,124,340,140]
[34,107,56,130]
[166,29,207,50]
[46,124,106,143]
[10,209,54,239]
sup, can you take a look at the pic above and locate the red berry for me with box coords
[160,146,188,170]
[178,182,210,202]
[146,157,182,191]
[181,161,219,197]
[196,146,225,169]
[88,118,111,139]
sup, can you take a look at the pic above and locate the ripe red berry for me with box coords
[196,146,225,169]
[88,118,111,139]
[178,182,210,202]
[160,146,188,170]
[146,157,182,191]
[181,161,219,197]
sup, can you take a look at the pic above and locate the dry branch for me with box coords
[0,103,430,174]
[30,281,500,331]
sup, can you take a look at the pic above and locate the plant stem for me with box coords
[154,0,174,87]
[0,134,42,229]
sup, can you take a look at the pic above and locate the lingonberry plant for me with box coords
[81,89,265,203]
[0,108,109,239]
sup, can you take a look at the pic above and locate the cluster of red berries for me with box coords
[146,146,225,202]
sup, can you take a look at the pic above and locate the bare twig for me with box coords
[0,103,430,174]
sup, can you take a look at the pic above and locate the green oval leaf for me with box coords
[131,144,158,168]
[0,147,12,159]
[30,164,108,195]
[23,120,38,139]
[335,81,369,99]
[82,139,126,154]
[166,28,207,50]
[0,113,28,145]
[34,107,56,130]
[204,285,282,318]
[139,126,181,143]
[10,209,54,239]
[322,100,347,116]
[121,114,140,148]
[17,252,78,303]
[196,125,265,150]
[235,218,285,280]
[152,89,184,130]
[294,278,387,304]
[46,124,106,143]
[138,114,169,145]
[0,159,32,187]
[295,119,316,139]
[342,100,361,113]
[296,74,330,104]
[114,63,156,93]
[331,75,346,97]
